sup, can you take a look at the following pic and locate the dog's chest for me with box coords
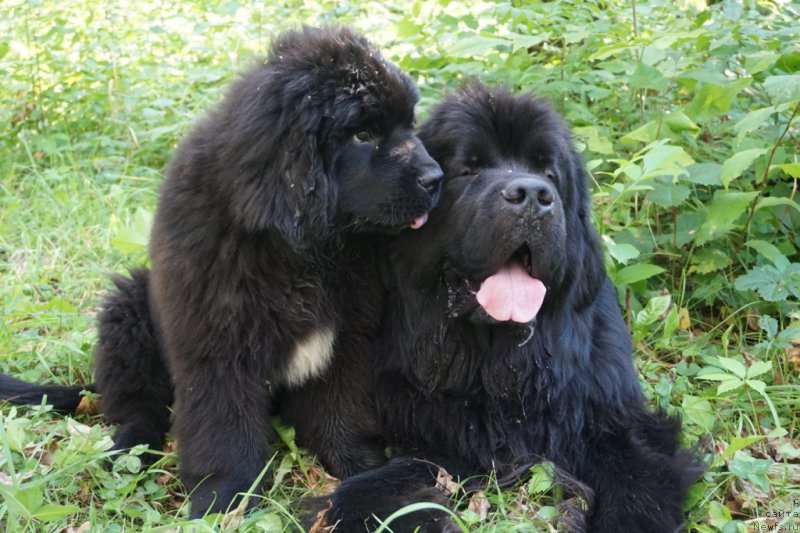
[282,326,336,386]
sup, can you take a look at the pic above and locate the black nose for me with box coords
[501,177,555,218]
[418,166,443,195]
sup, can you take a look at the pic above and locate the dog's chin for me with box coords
[343,211,432,235]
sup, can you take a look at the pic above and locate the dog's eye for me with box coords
[353,130,372,143]
[545,169,557,182]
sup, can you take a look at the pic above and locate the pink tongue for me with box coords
[475,262,546,323]
[410,213,428,229]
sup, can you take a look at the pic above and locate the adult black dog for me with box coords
[0,27,442,517]
[320,84,703,532]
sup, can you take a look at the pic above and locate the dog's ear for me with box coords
[219,68,333,246]
[563,153,607,311]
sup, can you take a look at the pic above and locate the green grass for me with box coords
[2,0,799,531]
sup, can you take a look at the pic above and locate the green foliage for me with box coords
[1,0,799,530]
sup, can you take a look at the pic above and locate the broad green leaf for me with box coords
[694,190,758,245]
[734,265,796,301]
[537,506,559,520]
[777,51,800,73]
[697,372,742,382]
[768,428,787,440]
[663,110,699,132]
[756,196,800,214]
[3,416,29,454]
[636,294,671,326]
[602,236,640,264]
[734,105,782,137]
[775,163,800,178]
[507,32,548,50]
[527,462,555,494]
[716,357,747,379]
[617,162,643,181]
[32,504,81,522]
[679,68,727,85]
[460,510,481,526]
[573,126,614,154]
[717,379,744,394]
[271,417,299,454]
[396,19,423,38]
[720,148,766,188]
[758,315,778,339]
[684,163,722,186]
[690,248,731,274]
[721,435,765,460]
[8,485,44,516]
[0,485,30,519]
[629,63,669,92]
[613,263,665,286]
[684,78,752,120]
[646,182,690,207]
[450,35,508,56]
[708,501,733,528]
[764,74,800,104]
[111,207,153,254]
[746,379,767,394]
[661,306,680,341]
[253,513,284,532]
[589,42,633,61]
[42,298,77,313]
[784,264,800,298]
[746,361,772,379]
[745,51,780,74]
[681,395,715,430]
[744,240,790,270]
[639,144,694,180]
[621,120,659,144]
[657,28,708,47]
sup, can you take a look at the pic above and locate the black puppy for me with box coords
[0,26,441,518]
[321,83,703,532]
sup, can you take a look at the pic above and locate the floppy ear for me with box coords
[235,126,332,245]
[218,70,333,246]
[563,152,607,311]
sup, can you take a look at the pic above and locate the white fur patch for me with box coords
[283,327,335,386]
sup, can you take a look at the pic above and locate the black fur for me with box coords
[0,27,442,518]
[94,269,172,461]
[321,84,703,532]
[0,375,94,413]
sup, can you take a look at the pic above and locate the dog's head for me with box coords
[205,26,441,245]
[395,83,605,323]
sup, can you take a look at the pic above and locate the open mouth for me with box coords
[474,244,547,324]
[513,244,534,276]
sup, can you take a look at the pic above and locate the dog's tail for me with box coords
[0,373,94,413]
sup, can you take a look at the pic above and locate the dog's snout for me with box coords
[501,178,555,217]
[418,166,443,195]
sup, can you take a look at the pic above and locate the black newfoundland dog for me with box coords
[319,84,703,532]
[0,27,442,517]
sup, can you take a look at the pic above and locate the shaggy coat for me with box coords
[322,84,703,532]
[134,26,442,517]
[0,27,442,518]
